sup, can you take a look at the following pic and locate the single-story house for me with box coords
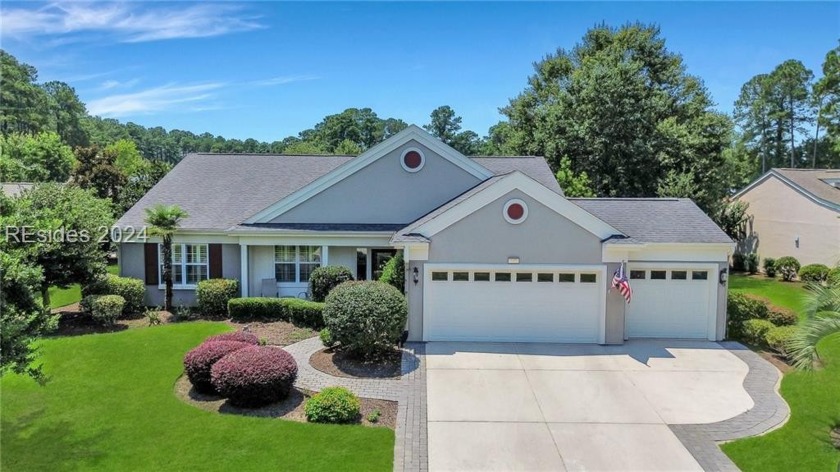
[117,125,734,344]
[734,168,840,267]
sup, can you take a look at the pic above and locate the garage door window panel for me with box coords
[516,273,533,282]
[495,273,512,282]
[580,273,597,283]
[651,270,667,280]
[452,271,469,281]
[537,273,554,282]
[558,273,575,283]
[692,271,708,280]
[630,270,646,280]
[474,272,491,281]
[671,271,688,280]
[432,272,448,281]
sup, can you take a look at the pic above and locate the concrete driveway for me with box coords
[425,340,754,472]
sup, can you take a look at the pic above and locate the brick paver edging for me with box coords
[283,337,428,471]
[669,342,790,471]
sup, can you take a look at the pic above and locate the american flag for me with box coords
[612,262,632,304]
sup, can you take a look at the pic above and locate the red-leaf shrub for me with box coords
[211,346,298,407]
[206,331,259,345]
[184,341,251,394]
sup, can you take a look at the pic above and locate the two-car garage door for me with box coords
[423,265,604,343]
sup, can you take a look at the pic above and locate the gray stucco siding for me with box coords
[428,189,603,264]
[274,140,482,225]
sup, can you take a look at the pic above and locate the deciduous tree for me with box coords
[0,132,76,182]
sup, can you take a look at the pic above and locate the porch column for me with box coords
[240,243,249,297]
[321,245,329,266]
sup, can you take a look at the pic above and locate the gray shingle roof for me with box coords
[771,168,840,208]
[570,198,733,244]
[116,153,561,231]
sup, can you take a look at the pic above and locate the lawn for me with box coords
[0,323,395,471]
[48,264,119,309]
[723,274,840,471]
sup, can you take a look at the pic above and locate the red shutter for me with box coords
[209,244,223,279]
[144,243,159,285]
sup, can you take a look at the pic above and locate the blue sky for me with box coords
[3,2,838,142]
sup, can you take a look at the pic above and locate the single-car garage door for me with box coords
[423,265,604,343]
[625,264,717,339]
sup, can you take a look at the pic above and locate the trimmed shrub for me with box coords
[741,319,775,346]
[206,331,260,345]
[90,294,125,325]
[184,341,251,394]
[320,328,335,348]
[323,281,407,358]
[731,253,746,272]
[284,298,325,328]
[210,346,298,407]
[798,264,830,283]
[379,252,405,293]
[228,297,287,320]
[727,293,770,338]
[763,257,777,278]
[829,266,840,285]
[765,326,797,357]
[304,387,360,424]
[744,253,759,274]
[767,308,798,326]
[309,266,354,302]
[774,256,801,282]
[196,278,239,315]
[83,274,145,314]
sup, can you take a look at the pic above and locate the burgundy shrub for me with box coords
[205,331,259,345]
[184,341,251,394]
[210,346,298,407]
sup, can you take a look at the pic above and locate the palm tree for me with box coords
[144,204,188,312]
[788,282,840,370]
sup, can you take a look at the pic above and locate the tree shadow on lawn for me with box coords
[1,407,112,471]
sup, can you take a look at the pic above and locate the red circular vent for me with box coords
[506,203,525,220]
[403,150,422,169]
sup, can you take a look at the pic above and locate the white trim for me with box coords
[502,198,528,224]
[240,244,249,297]
[400,147,426,173]
[244,125,494,224]
[406,171,621,240]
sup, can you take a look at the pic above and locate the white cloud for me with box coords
[100,78,139,90]
[87,83,225,117]
[0,2,265,43]
[251,75,320,87]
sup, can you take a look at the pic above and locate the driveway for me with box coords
[425,340,754,471]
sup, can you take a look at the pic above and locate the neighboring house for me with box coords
[1,182,34,197]
[734,168,840,267]
[117,125,734,343]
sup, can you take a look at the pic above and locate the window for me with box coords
[651,270,667,280]
[159,243,208,287]
[516,272,533,282]
[494,272,511,282]
[692,271,709,280]
[453,271,469,281]
[432,272,448,281]
[537,273,554,282]
[274,246,321,283]
[580,273,597,283]
[558,273,575,283]
[671,270,687,280]
[630,270,646,280]
[474,272,491,281]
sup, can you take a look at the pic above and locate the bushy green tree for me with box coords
[555,156,595,197]
[72,145,127,201]
[0,132,76,182]
[106,139,148,176]
[116,159,172,213]
[0,50,49,135]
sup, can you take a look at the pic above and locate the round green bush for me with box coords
[744,253,759,274]
[774,256,801,282]
[323,281,407,358]
[727,293,770,338]
[304,387,360,424]
[829,266,840,285]
[762,257,777,278]
[319,328,335,348]
[83,274,145,314]
[765,326,798,356]
[308,266,354,302]
[210,346,298,407]
[741,319,775,346]
[196,278,239,315]
[184,341,251,394]
[89,294,125,325]
[379,252,405,293]
[798,264,830,283]
[767,308,798,326]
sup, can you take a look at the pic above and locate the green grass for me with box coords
[0,323,394,471]
[729,273,809,317]
[47,264,120,309]
[721,335,840,471]
[723,274,840,471]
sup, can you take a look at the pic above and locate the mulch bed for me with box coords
[310,348,402,379]
[757,350,793,374]
[225,320,318,347]
[174,376,397,429]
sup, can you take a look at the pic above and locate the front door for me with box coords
[371,249,397,281]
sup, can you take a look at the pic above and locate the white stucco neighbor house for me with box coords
[734,168,840,267]
[116,125,734,344]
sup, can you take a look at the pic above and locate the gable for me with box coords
[736,171,840,213]
[245,125,493,225]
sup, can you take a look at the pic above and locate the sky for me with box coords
[2,2,838,143]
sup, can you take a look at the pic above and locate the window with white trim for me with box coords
[159,243,208,287]
[274,246,321,283]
